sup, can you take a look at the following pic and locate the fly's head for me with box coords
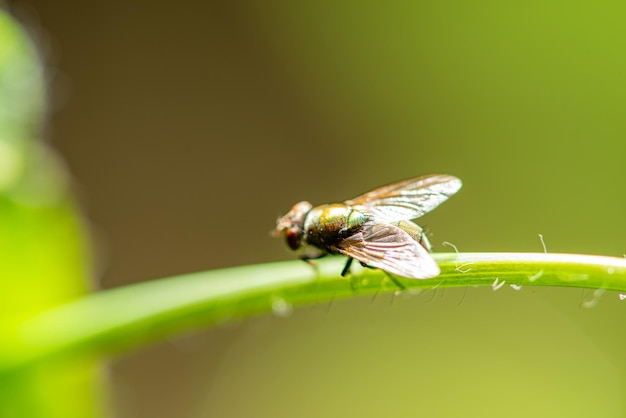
[274,201,312,251]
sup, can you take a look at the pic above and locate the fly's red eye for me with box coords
[285,228,301,250]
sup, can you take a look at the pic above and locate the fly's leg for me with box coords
[359,262,406,291]
[301,252,327,274]
[342,258,407,293]
[302,257,321,275]
[383,272,406,291]
[341,258,354,277]
[341,258,360,292]
[301,255,326,304]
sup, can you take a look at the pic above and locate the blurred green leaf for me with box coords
[0,10,101,418]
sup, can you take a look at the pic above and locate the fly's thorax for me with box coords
[303,204,367,251]
[394,220,432,252]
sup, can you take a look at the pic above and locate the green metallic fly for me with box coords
[274,174,462,280]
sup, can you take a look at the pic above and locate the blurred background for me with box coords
[4,1,626,416]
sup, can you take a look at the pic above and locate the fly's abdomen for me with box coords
[304,204,366,252]
[395,220,432,251]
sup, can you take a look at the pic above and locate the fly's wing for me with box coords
[344,174,462,222]
[338,223,440,279]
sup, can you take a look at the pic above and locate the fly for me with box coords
[274,174,462,280]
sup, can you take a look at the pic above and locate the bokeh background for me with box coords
[4,1,626,416]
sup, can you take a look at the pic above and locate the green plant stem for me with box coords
[2,252,626,371]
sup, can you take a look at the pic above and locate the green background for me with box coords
[3,1,626,416]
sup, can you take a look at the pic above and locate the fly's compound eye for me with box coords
[285,227,301,250]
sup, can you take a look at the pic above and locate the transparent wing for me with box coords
[344,174,462,222]
[338,223,440,280]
